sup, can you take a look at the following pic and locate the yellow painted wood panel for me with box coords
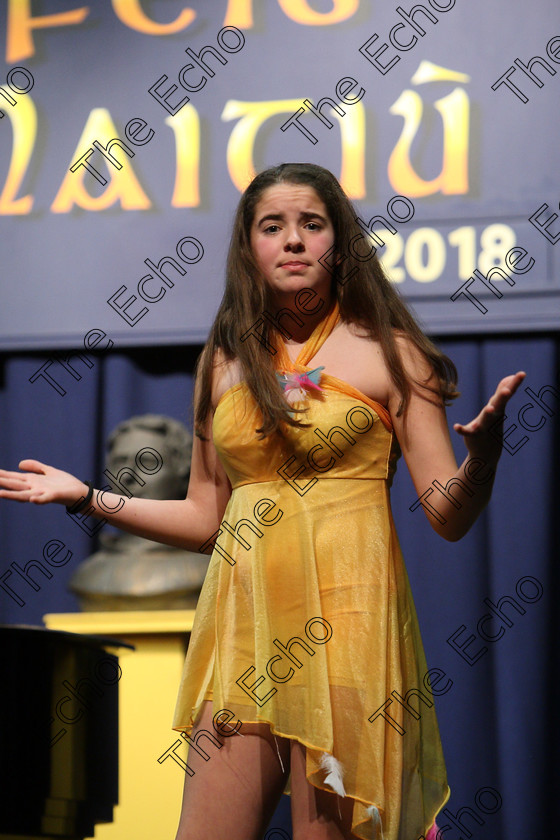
[43,611,195,840]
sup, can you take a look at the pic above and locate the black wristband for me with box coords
[66,481,94,514]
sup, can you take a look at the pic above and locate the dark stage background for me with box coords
[1,1,559,838]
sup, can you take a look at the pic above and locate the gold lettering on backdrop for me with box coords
[410,62,470,86]
[276,0,358,25]
[388,62,470,197]
[223,0,254,27]
[6,0,89,63]
[165,105,200,207]
[51,108,152,213]
[223,0,358,27]
[0,85,36,214]
[7,0,360,56]
[223,100,304,192]
[222,99,365,197]
[111,0,196,35]
[338,99,366,199]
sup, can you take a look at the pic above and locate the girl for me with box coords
[0,163,525,840]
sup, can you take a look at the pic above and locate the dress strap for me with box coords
[272,298,341,373]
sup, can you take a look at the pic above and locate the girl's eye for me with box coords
[261,221,322,233]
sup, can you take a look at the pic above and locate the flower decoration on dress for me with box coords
[275,366,325,410]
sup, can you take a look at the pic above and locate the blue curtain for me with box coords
[0,333,558,840]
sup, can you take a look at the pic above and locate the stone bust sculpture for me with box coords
[69,414,210,611]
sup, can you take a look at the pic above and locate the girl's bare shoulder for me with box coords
[210,347,244,411]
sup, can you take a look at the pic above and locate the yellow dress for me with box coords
[172,300,450,839]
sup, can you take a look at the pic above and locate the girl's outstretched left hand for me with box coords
[453,371,527,464]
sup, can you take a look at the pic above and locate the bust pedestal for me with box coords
[43,610,195,840]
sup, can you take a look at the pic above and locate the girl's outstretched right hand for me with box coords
[0,460,88,507]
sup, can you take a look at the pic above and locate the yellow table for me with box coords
[43,610,195,840]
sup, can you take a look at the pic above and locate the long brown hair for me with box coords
[194,163,458,441]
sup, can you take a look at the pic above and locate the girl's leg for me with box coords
[173,700,291,840]
[289,740,356,840]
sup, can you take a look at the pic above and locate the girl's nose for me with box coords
[284,226,304,249]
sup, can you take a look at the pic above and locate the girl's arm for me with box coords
[0,376,232,553]
[389,337,525,542]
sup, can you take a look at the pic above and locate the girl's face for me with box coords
[249,183,335,306]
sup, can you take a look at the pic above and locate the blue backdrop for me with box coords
[1,0,560,349]
[0,335,558,839]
